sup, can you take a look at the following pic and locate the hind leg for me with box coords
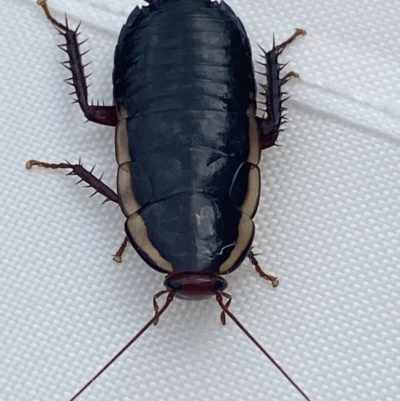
[37,0,117,126]
[257,29,306,149]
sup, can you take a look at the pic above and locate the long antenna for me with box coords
[216,293,312,401]
[67,291,175,401]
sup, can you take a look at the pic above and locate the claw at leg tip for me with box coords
[113,255,122,263]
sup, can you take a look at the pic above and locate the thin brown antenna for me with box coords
[67,291,175,401]
[216,292,312,401]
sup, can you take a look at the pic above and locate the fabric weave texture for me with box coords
[0,1,399,401]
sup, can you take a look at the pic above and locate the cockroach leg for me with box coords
[152,290,171,326]
[257,28,306,149]
[219,292,232,326]
[280,71,299,86]
[37,0,117,126]
[248,251,279,287]
[113,237,129,263]
[26,159,119,204]
[274,28,306,54]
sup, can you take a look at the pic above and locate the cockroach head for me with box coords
[164,273,228,300]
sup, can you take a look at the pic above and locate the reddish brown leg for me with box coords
[248,251,279,287]
[37,0,118,126]
[219,292,232,326]
[280,71,299,85]
[274,28,306,54]
[153,290,171,326]
[257,28,306,149]
[26,159,119,204]
[113,237,129,263]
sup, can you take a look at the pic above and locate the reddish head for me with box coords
[164,273,228,300]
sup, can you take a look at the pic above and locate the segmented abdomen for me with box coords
[113,0,259,274]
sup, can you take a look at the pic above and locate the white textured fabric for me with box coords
[1,1,399,401]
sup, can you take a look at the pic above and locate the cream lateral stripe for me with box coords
[241,164,261,219]
[117,162,141,217]
[219,213,254,274]
[247,98,261,165]
[126,213,174,273]
[115,118,132,165]
[117,104,129,120]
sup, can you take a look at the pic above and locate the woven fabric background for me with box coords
[1,1,399,400]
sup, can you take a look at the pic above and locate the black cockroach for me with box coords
[27,0,310,400]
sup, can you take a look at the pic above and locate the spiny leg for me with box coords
[257,28,306,149]
[37,0,117,126]
[248,251,279,287]
[26,159,134,261]
[26,159,119,204]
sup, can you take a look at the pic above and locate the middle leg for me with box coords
[26,159,119,204]
[26,159,133,261]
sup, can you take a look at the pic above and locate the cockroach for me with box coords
[27,0,310,400]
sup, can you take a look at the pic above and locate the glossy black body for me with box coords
[114,0,257,275]
[30,4,310,398]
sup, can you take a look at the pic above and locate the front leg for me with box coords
[257,28,306,149]
[248,251,279,287]
[37,0,117,126]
